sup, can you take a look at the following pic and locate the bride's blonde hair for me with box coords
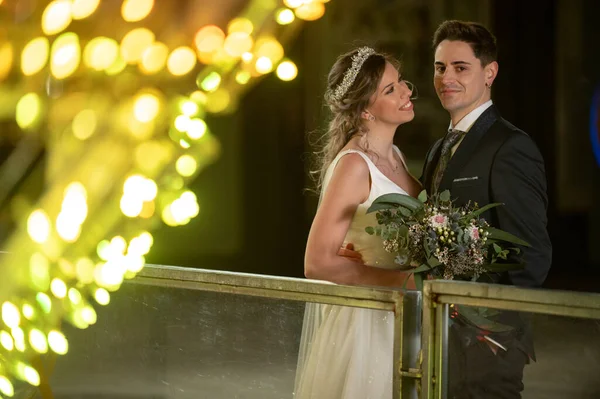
[311,47,401,192]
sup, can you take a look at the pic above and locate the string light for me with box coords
[0,0,333,391]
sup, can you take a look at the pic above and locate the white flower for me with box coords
[429,214,448,229]
[465,226,480,241]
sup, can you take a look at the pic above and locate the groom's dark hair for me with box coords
[432,20,497,66]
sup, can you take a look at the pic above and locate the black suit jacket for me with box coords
[421,105,552,356]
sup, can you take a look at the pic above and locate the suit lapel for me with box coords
[423,139,443,193]
[439,105,501,191]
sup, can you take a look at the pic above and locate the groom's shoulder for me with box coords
[491,118,543,159]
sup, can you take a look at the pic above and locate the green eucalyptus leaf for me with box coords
[439,190,451,202]
[487,227,531,247]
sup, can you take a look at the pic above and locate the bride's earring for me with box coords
[363,111,375,121]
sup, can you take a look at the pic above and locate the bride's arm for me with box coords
[304,153,413,288]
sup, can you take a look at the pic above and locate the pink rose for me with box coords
[467,226,480,241]
[429,214,448,229]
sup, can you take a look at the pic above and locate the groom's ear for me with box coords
[485,61,499,86]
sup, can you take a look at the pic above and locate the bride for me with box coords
[294,47,421,399]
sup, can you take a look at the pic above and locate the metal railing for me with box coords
[135,264,422,399]
[131,265,600,398]
[421,280,600,399]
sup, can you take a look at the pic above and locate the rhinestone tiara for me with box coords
[329,46,376,103]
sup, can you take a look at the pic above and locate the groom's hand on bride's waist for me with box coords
[338,243,363,263]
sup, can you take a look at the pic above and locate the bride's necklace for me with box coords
[361,136,401,173]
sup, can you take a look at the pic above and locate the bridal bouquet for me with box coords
[365,190,529,290]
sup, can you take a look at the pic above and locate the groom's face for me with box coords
[433,40,490,119]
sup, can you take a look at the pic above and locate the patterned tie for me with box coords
[432,129,466,194]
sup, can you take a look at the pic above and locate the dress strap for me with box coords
[320,149,375,202]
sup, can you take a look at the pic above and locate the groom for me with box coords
[422,20,552,398]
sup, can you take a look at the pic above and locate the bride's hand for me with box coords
[337,243,363,264]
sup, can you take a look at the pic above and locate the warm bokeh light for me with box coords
[50,32,81,79]
[128,232,153,256]
[73,258,93,284]
[94,288,110,305]
[30,253,50,291]
[22,304,35,320]
[121,0,154,22]
[27,209,51,244]
[255,37,284,64]
[228,18,254,35]
[133,93,161,123]
[56,182,88,242]
[200,71,221,92]
[276,60,298,81]
[255,56,274,74]
[56,212,81,242]
[0,42,13,82]
[186,118,207,140]
[174,115,191,132]
[16,92,42,130]
[21,37,50,76]
[167,47,197,76]
[0,376,14,397]
[11,328,25,352]
[48,331,68,355]
[180,100,199,116]
[120,28,155,64]
[36,293,52,314]
[0,0,331,389]
[120,194,144,217]
[72,109,97,140]
[205,89,232,114]
[283,0,303,7]
[50,278,67,298]
[175,155,198,177]
[162,191,199,226]
[224,32,254,58]
[29,329,48,354]
[17,363,39,386]
[235,70,251,85]
[71,0,101,20]
[83,37,119,71]
[110,236,127,255]
[194,25,225,53]
[1,302,20,329]
[42,0,73,35]
[295,2,326,21]
[105,55,127,75]
[68,288,82,305]
[276,8,296,25]
[0,331,14,351]
[241,52,253,63]
[140,42,168,74]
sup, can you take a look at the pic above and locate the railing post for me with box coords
[393,292,404,399]
[421,281,436,399]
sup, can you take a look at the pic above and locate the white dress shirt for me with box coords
[449,100,493,155]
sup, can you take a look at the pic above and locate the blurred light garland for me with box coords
[0,0,332,391]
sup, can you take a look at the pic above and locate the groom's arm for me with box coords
[490,131,552,288]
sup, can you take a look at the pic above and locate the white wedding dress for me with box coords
[294,147,410,399]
